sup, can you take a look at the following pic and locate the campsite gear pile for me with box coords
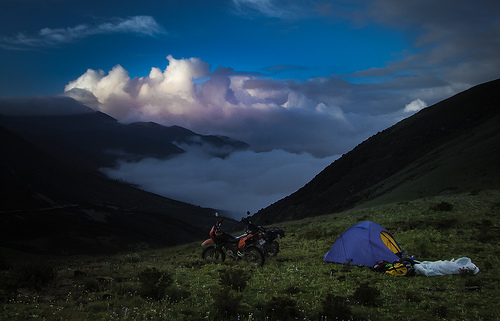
[324,221,479,277]
[372,259,416,276]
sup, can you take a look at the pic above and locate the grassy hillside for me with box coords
[1,190,498,320]
[252,79,500,224]
[356,103,500,209]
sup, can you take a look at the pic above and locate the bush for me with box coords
[137,267,173,301]
[474,229,495,243]
[8,261,56,290]
[352,282,380,306]
[432,305,449,318]
[405,291,422,303]
[83,277,101,292]
[218,266,251,292]
[264,296,302,321]
[321,293,352,320]
[165,285,191,303]
[434,217,458,230]
[211,286,242,318]
[430,201,453,212]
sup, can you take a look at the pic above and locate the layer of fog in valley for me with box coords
[102,143,340,219]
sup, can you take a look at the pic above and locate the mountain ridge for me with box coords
[0,123,223,255]
[0,108,249,173]
[252,78,500,224]
[0,97,246,255]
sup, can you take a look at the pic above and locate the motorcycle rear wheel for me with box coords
[202,246,225,263]
[244,246,265,267]
[267,241,280,257]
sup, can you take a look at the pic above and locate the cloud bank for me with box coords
[64,55,424,157]
[102,144,340,217]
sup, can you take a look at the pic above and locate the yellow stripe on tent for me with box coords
[380,231,402,255]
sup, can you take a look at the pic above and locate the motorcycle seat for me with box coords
[219,232,242,244]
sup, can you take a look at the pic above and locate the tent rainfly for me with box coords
[324,221,403,267]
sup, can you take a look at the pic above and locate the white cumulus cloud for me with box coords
[404,99,427,113]
[65,55,421,157]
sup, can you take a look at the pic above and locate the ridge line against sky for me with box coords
[1,0,499,217]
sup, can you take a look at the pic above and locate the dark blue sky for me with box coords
[1,0,499,215]
[2,0,413,96]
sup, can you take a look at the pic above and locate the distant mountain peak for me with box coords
[129,121,163,127]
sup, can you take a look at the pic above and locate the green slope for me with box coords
[1,190,498,320]
[253,79,500,224]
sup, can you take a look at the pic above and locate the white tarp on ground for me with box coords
[414,257,479,276]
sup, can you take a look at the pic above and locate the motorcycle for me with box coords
[201,218,265,267]
[241,217,285,257]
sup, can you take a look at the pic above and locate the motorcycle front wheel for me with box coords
[202,246,225,263]
[244,246,265,267]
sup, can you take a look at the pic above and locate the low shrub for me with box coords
[352,282,380,306]
[430,201,454,212]
[211,286,242,318]
[434,217,458,230]
[8,261,56,290]
[165,285,191,303]
[285,285,302,294]
[474,229,495,243]
[83,277,101,292]
[218,266,251,291]
[321,293,352,320]
[405,291,422,303]
[264,296,302,321]
[137,267,173,301]
[432,305,449,318]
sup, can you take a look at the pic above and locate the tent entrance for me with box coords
[380,231,402,256]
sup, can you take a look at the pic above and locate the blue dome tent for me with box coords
[324,221,403,267]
